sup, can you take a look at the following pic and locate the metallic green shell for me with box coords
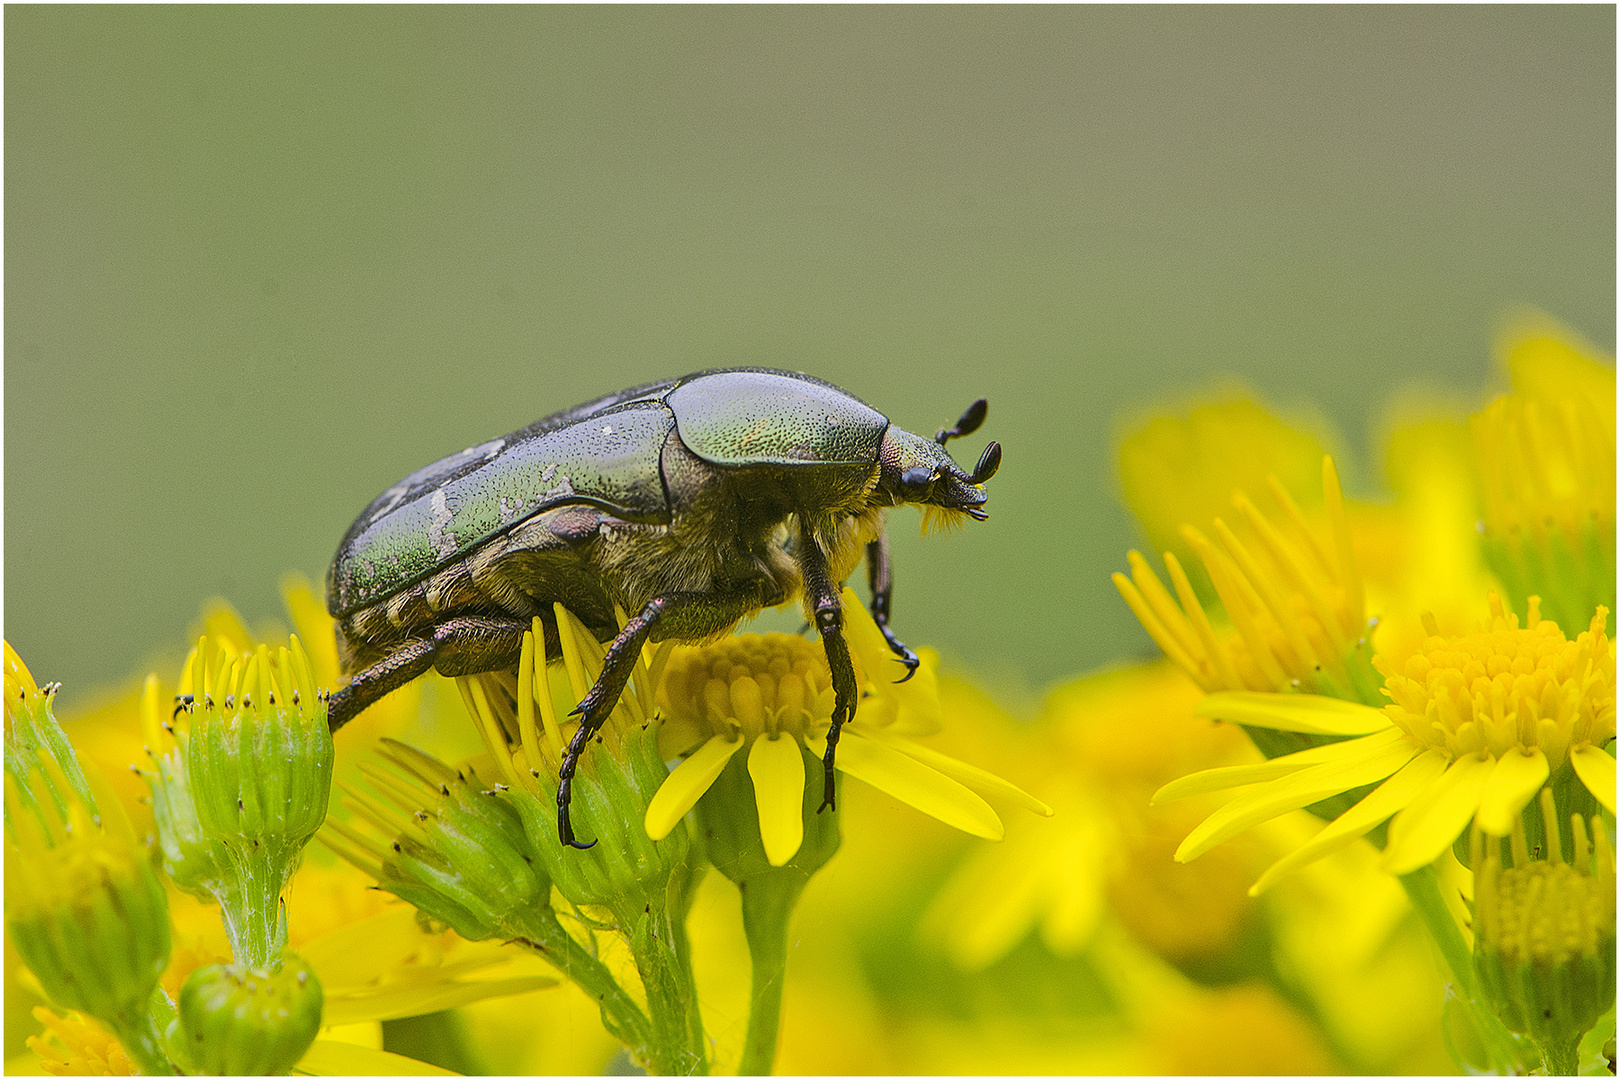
[328,402,674,615]
[326,368,892,618]
[666,370,887,468]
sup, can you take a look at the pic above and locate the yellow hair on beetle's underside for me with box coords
[920,505,971,537]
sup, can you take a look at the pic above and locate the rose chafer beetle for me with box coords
[325,367,1000,848]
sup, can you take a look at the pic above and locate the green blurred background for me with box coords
[6,7,1614,709]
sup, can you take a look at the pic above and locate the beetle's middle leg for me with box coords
[865,534,921,682]
[799,518,858,814]
[557,593,709,850]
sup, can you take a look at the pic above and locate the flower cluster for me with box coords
[4,311,1612,1076]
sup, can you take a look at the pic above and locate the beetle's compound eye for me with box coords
[899,465,937,501]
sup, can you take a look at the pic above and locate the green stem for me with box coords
[737,873,806,1076]
[1544,1034,1582,1076]
[1400,867,1526,1071]
[214,847,290,969]
[108,1013,175,1076]
[615,897,709,1076]
[508,907,654,1056]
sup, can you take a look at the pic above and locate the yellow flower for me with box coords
[1472,314,1616,635]
[1472,789,1615,1073]
[1114,455,1378,705]
[645,589,1049,866]
[1117,393,1337,591]
[24,1006,134,1076]
[1160,596,1615,888]
[922,661,1255,970]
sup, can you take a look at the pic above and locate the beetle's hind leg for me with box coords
[327,638,437,732]
[865,534,920,682]
[327,616,529,733]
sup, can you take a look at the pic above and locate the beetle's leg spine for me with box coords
[864,535,921,683]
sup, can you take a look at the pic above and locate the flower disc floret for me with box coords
[1379,597,1615,774]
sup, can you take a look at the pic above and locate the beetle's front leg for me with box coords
[865,534,920,683]
[798,518,858,814]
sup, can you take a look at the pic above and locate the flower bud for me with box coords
[4,650,171,1046]
[169,636,333,968]
[323,739,548,942]
[183,639,333,853]
[1473,790,1616,1074]
[450,607,696,915]
[516,718,692,913]
[178,954,323,1075]
[147,726,231,897]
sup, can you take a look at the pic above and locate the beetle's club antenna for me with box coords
[935,398,988,446]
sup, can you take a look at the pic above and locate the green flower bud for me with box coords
[6,801,172,1030]
[322,739,549,942]
[1473,791,1617,1075]
[171,635,333,968]
[178,954,323,1075]
[183,640,333,852]
[4,647,174,1074]
[516,719,692,913]
[447,607,696,916]
[148,738,232,898]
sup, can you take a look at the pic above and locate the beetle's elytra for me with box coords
[325,367,1001,848]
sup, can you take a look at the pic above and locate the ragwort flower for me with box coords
[1472,790,1615,1075]
[646,588,1050,866]
[1161,596,1613,888]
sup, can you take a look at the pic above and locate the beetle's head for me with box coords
[875,399,1001,523]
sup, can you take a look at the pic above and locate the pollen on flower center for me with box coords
[658,634,836,745]
[1376,596,1614,770]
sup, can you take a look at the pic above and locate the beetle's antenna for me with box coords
[970,441,1002,485]
[935,399,988,446]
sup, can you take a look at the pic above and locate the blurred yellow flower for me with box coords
[923,661,1260,970]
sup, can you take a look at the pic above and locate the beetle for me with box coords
[325,367,1000,848]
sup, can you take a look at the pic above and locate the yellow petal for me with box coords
[861,727,1053,816]
[296,1038,457,1076]
[1155,727,1409,803]
[748,735,807,866]
[1176,735,1419,862]
[644,734,743,841]
[806,731,1003,840]
[1194,691,1392,735]
[1474,749,1550,836]
[1571,744,1617,815]
[1249,750,1449,894]
[1383,754,1494,875]
[325,974,559,1026]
